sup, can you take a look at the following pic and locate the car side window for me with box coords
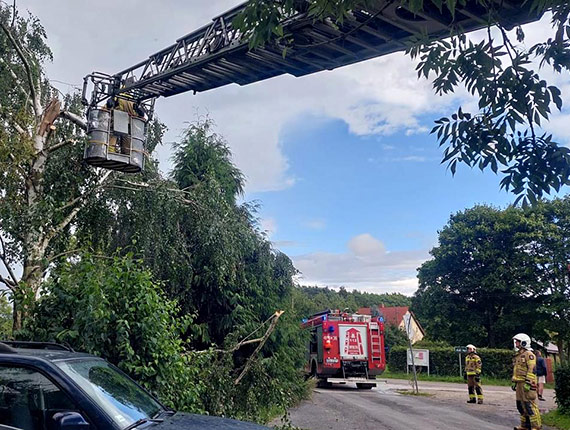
[0,366,79,430]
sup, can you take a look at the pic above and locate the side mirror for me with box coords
[53,412,90,430]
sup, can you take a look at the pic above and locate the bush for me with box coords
[23,253,208,413]
[22,252,309,422]
[555,365,570,414]
[388,346,514,378]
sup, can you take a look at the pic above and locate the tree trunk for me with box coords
[557,338,565,365]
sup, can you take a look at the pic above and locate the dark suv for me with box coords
[0,342,268,430]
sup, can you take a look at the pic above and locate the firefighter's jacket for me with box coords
[512,348,537,385]
[465,353,482,376]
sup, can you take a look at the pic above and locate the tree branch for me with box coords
[0,19,39,117]
[0,236,19,288]
[59,110,87,131]
[234,310,284,385]
[45,248,81,265]
[0,275,15,291]
[47,139,77,153]
[0,56,31,106]
[39,170,112,256]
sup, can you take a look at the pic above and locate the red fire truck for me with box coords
[302,309,385,389]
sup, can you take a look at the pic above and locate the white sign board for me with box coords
[407,349,429,367]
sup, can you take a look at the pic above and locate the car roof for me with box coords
[0,341,99,362]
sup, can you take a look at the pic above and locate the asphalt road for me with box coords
[272,379,556,430]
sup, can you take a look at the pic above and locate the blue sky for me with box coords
[247,112,528,293]
[14,0,570,295]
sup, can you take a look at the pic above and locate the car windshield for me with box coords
[56,358,163,427]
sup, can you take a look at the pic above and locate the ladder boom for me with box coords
[107,0,540,104]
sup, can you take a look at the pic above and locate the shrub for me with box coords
[23,253,208,413]
[555,365,570,414]
[22,252,309,422]
[388,346,513,378]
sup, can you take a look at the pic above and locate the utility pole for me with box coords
[406,314,419,394]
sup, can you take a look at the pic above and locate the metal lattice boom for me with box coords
[108,0,540,103]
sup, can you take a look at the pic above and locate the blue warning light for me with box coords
[379,317,384,323]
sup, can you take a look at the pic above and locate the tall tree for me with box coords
[235,0,570,205]
[0,4,110,330]
[530,197,570,362]
[413,205,542,347]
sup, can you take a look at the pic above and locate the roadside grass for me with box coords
[396,389,434,397]
[379,368,554,389]
[542,410,570,430]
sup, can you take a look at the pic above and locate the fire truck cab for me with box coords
[302,309,385,389]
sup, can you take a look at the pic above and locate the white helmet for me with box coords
[466,344,476,352]
[513,333,531,350]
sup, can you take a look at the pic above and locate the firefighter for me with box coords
[464,344,483,404]
[512,333,541,430]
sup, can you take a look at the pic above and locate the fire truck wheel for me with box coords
[356,383,375,390]
[317,379,332,388]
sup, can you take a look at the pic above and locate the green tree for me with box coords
[413,205,542,348]
[235,0,570,205]
[530,197,570,363]
[0,4,112,330]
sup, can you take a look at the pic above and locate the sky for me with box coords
[12,0,570,295]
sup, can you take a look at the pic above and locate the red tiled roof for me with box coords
[380,306,409,327]
[357,307,372,315]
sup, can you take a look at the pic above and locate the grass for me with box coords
[542,410,570,430]
[379,368,555,389]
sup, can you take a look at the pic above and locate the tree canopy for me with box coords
[413,200,570,358]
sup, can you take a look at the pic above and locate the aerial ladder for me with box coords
[81,0,541,173]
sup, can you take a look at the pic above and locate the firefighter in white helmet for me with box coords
[464,344,483,404]
[512,333,541,430]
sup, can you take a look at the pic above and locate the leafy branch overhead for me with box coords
[235,0,570,205]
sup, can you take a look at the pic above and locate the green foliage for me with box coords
[555,366,570,414]
[236,0,570,204]
[294,285,411,317]
[61,119,309,421]
[542,409,570,429]
[413,205,542,348]
[385,324,409,349]
[0,295,12,338]
[23,253,208,413]
[388,346,514,378]
[413,199,570,357]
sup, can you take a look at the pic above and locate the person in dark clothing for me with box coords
[535,350,547,401]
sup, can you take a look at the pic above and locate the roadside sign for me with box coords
[406,349,430,375]
[454,346,467,376]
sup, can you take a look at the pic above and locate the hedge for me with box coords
[555,365,570,414]
[387,346,514,379]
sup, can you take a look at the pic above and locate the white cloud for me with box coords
[293,233,429,295]
[348,233,386,257]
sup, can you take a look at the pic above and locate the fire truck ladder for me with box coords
[82,0,541,173]
[90,0,540,105]
[370,325,382,362]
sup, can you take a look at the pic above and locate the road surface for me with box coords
[272,379,556,430]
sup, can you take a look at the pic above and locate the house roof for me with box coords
[380,306,410,327]
[356,305,426,337]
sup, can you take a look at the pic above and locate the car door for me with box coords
[0,365,91,430]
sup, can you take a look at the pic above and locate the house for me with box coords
[357,305,425,344]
